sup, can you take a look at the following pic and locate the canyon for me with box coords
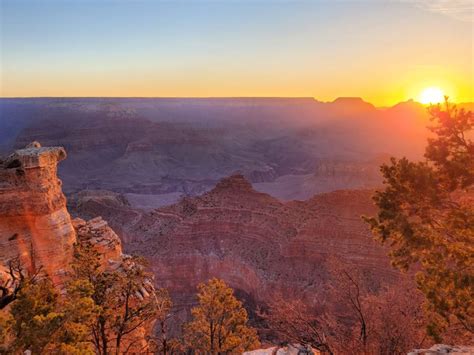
[0,97,434,318]
[1,97,436,204]
[70,174,398,316]
[0,141,398,324]
[2,98,470,351]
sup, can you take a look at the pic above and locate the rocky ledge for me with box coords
[73,216,123,267]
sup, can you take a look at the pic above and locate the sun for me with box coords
[419,87,445,104]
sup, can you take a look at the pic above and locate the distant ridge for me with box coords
[0,96,472,110]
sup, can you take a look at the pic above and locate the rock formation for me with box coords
[408,344,474,354]
[0,143,154,352]
[4,97,431,200]
[72,174,399,313]
[244,344,320,355]
[73,216,123,267]
[0,142,75,283]
[0,142,129,281]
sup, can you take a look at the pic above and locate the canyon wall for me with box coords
[3,97,433,201]
[72,174,399,314]
[0,142,399,339]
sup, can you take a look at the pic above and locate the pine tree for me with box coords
[8,278,62,353]
[53,279,99,354]
[184,278,260,354]
[70,240,161,354]
[0,275,98,354]
[365,99,473,339]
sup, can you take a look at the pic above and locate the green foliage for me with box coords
[0,240,165,354]
[71,240,102,282]
[0,274,98,354]
[71,241,161,354]
[365,99,473,339]
[184,278,260,354]
[3,278,61,353]
[54,279,99,354]
[109,256,161,354]
[0,311,11,354]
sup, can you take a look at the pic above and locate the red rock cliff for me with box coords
[0,143,154,353]
[0,142,75,282]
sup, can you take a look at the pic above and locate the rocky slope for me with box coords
[71,174,398,313]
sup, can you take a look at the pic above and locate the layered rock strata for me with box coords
[0,142,75,282]
[72,174,398,312]
[0,143,154,352]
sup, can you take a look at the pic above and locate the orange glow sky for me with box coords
[1,1,473,106]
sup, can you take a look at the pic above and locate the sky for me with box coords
[1,0,473,105]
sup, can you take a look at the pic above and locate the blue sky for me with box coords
[1,0,472,104]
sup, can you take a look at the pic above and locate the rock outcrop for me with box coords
[0,142,75,282]
[73,216,123,267]
[0,142,127,282]
[408,344,474,354]
[0,143,154,352]
[72,174,398,313]
[244,344,320,355]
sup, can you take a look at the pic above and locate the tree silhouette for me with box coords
[365,99,473,339]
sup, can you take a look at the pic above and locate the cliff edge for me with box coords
[0,142,75,282]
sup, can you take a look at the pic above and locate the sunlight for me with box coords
[419,87,445,104]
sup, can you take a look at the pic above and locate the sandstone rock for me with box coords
[408,344,474,354]
[71,174,397,314]
[244,344,320,355]
[0,143,75,283]
[6,145,66,170]
[73,216,123,265]
[0,143,155,351]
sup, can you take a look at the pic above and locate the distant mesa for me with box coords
[330,97,376,111]
[332,96,368,104]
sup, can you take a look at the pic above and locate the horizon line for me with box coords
[1,96,471,108]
